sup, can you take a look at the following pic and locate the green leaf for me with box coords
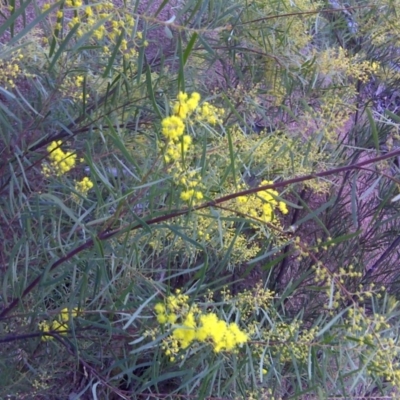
[177,34,185,92]
[145,63,163,119]
[366,107,379,152]
[39,193,81,225]
[0,0,37,39]
[183,32,198,65]
[122,292,158,329]
[102,30,125,78]
[316,307,348,338]
[154,0,171,17]
[48,23,80,72]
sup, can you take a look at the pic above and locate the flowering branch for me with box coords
[1,148,400,319]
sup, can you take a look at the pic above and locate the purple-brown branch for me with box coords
[1,148,400,319]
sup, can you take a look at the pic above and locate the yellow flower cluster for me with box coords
[342,304,400,386]
[312,263,381,310]
[160,92,225,205]
[235,282,275,318]
[210,125,330,194]
[74,177,94,197]
[364,1,400,48]
[65,0,83,7]
[170,91,224,125]
[58,74,90,102]
[196,101,224,125]
[317,47,380,84]
[161,92,203,203]
[195,313,248,352]
[161,115,186,141]
[154,290,247,358]
[251,319,317,366]
[161,91,224,162]
[173,91,201,120]
[161,92,200,161]
[42,0,143,59]
[270,322,317,363]
[0,51,23,89]
[38,307,78,341]
[172,167,204,204]
[316,91,356,143]
[163,135,192,162]
[42,141,77,177]
[236,180,288,224]
[265,0,317,41]
[220,228,261,263]
[180,188,203,202]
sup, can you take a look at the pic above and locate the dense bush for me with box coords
[2,0,400,398]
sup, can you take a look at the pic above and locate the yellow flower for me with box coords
[59,307,78,322]
[51,320,68,335]
[168,313,178,323]
[182,135,192,146]
[121,39,128,51]
[161,116,185,140]
[94,28,105,40]
[180,189,194,201]
[38,321,53,341]
[39,307,77,341]
[196,313,219,341]
[173,312,197,348]
[173,102,189,119]
[279,201,288,214]
[187,92,200,111]
[75,177,94,196]
[43,141,77,177]
[177,92,188,102]
[75,76,84,86]
[154,303,166,314]
[156,291,247,356]
[196,313,247,352]
[157,314,168,324]
[85,6,93,17]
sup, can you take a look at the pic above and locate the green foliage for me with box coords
[2,0,400,398]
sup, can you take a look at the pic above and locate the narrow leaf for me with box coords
[366,107,379,152]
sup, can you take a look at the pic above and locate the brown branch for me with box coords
[1,148,400,319]
[237,5,374,26]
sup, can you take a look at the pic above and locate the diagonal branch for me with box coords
[1,148,400,319]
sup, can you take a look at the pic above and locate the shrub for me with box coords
[2,0,400,398]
